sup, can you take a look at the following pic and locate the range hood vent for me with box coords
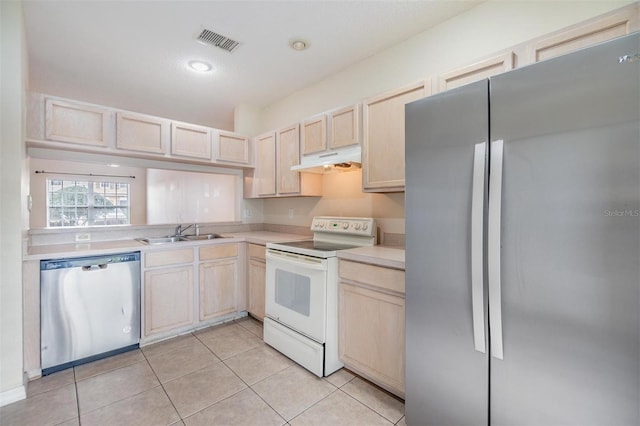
[196,28,240,53]
[291,145,361,174]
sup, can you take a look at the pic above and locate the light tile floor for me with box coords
[0,317,406,426]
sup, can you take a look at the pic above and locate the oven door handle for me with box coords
[266,250,327,270]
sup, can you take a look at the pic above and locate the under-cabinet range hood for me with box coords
[291,145,361,174]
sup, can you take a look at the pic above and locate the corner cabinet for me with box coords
[245,126,322,198]
[214,130,250,165]
[338,259,406,397]
[277,124,302,195]
[199,244,240,321]
[247,243,266,321]
[362,81,430,192]
[255,131,277,197]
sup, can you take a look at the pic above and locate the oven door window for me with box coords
[275,270,311,317]
[266,250,328,343]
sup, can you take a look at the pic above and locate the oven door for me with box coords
[265,249,327,343]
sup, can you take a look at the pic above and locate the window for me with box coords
[46,179,130,227]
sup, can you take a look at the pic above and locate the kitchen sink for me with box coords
[136,233,228,244]
[182,233,227,240]
[137,236,188,244]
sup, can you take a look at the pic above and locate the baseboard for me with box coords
[0,385,26,407]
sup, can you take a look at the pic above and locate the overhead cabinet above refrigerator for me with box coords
[405,33,639,425]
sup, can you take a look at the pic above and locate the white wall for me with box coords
[239,0,634,231]
[258,0,634,130]
[1,0,27,405]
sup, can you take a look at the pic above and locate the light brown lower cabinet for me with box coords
[199,244,239,321]
[247,243,266,321]
[338,260,406,397]
[144,265,194,336]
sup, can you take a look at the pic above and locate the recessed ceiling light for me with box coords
[188,60,213,72]
[290,40,307,51]
[107,163,120,168]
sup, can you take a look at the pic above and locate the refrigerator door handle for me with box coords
[488,139,505,360]
[471,142,487,353]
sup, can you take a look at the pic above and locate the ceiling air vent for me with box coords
[196,28,240,53]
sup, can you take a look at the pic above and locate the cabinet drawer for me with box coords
[145,248,194,268]
[339,260,405,294]
[248,243,266,261]
[200,243,238,261]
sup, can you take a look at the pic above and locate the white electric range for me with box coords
[264,216,377,377]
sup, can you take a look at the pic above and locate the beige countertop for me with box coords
[25,231,310,261]
[337,245,405,270]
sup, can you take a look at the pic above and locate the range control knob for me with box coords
[342,222,349,229]
[355,224,361,230]
[363,223,369,231]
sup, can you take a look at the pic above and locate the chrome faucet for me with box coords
[175,223,196,236]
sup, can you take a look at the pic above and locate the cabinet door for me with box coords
[45,98,110,147]
[329,104,360,149]
[248,258,266,321]
[116,111,167,154]
[199,259,238,321]
[277,124,301,195]
[144,266,194,336]
[527,7,636,64]
[256,132,277,196]
[215,131,249,164]
[339,282,405,396]
[171,122,211,159]
[362,82,428,192]
[301,115,327,155]
[438,52,514,93]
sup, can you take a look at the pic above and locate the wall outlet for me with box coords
[243,209,252,218]
[75,233,91,242]
[288,208,294,219]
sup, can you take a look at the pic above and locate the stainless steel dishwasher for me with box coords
[40,251,140,375]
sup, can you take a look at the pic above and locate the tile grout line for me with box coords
[193,319,290,425]
[72,366,82,426]
[338,388,396,425]
[140,333,191,422]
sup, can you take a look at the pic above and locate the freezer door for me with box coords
[490,33,640,424]
[405,80,489,425]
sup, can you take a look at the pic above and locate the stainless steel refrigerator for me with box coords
[405,33,639,425]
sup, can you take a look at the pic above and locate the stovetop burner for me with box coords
[266,216,377,258]
[273,240,361,252]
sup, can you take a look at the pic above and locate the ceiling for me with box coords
[22,0,482,131]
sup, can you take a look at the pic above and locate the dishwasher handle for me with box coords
[41,252,140,271]
[82,264,108,271]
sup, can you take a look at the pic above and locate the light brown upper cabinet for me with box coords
[116,111,167,154]
[329,104,361,149]
[277,124,302,195]
[255,131,277,197]
[215,130,250,165]
[362,81,430,192]
[45,98,110,147]
[527,6,638,64]
[246,127,322,198]
[170,122,211,159]
[438,52,515,93]
[301,115,327,156]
